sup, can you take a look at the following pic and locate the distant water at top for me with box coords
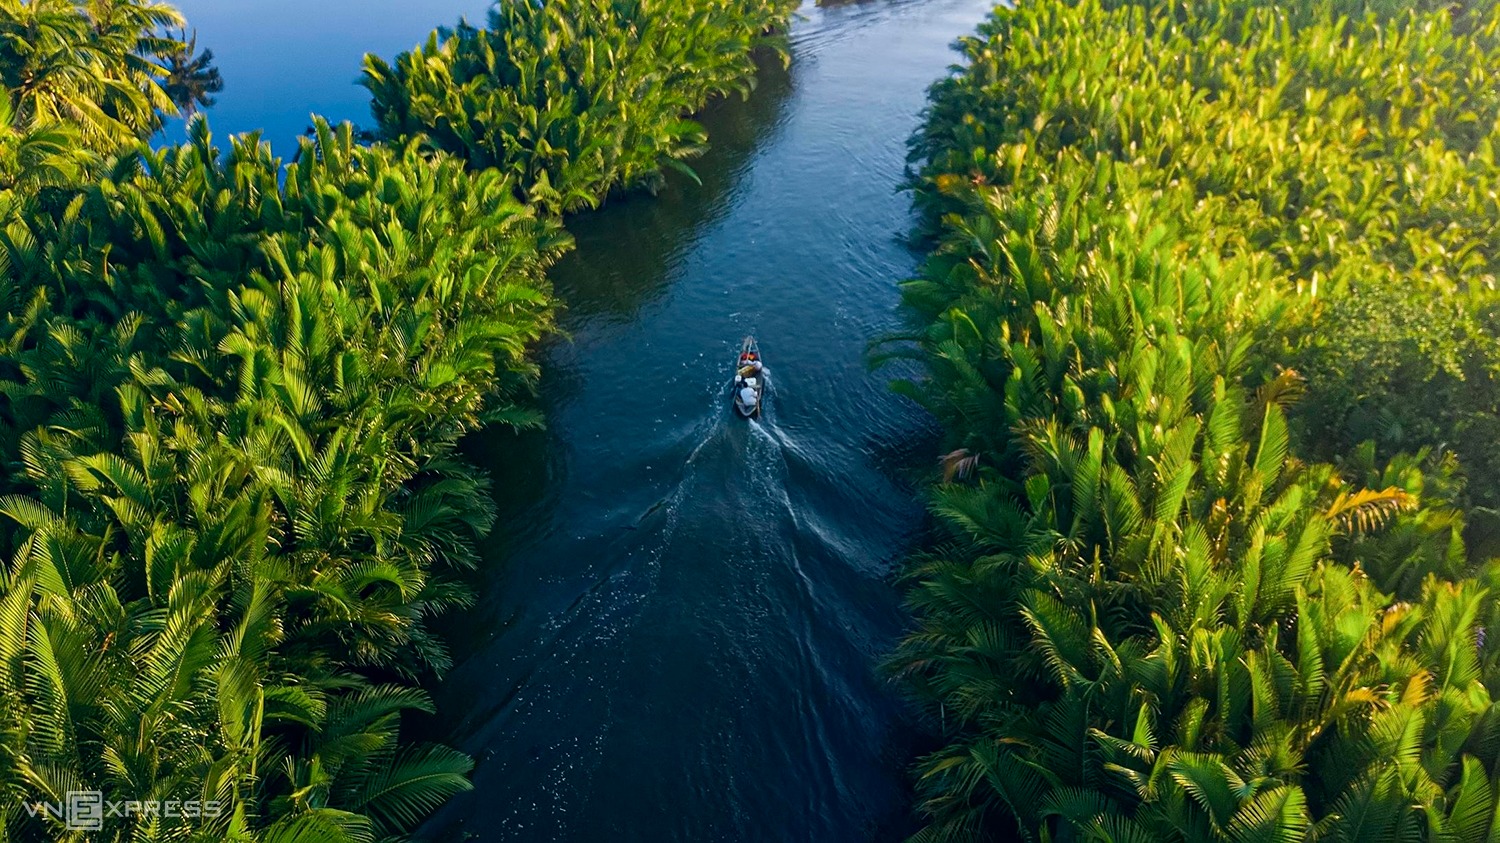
[164,0,493,157]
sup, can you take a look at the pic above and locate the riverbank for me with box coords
[363,0,801,212]
[416,1,997,839]
[893,0,1500,838]
[0,1,797,840]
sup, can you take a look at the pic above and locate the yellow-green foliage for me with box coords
[892,0,1500,840]
[912,0,1500,505]
[0,119,564,842]
[363,0,798,213]
[0,0,795,839]
[0,0,202,197]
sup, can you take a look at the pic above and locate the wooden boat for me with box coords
[732,336,764,418]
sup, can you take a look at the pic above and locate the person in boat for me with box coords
[738,355,763,378]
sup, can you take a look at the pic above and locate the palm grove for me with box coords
[0,0,794,840]
[5,0,1498,839]
[890,0,1500,840]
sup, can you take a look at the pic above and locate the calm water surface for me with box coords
[172,0,996,839]
[439,1,994,839]
[168,0,490,153]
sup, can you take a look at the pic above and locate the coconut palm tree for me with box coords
[0,0,815,837]
[159,29,221,118]
[0,0,184,151]
[0,98,91,191]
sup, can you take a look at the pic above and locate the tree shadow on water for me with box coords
[422,48,799,685]
[546,51,796,324]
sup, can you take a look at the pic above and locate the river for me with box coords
[168,0,996,839]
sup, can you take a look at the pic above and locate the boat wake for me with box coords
[419,0,999,836]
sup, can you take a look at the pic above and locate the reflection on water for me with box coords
[452,55,797,567]
[426,1,996,840]
[139,0,997,839]
[550,54,795,323]
[165,0,491,155]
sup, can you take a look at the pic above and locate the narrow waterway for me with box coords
[171,0,994,837]
[429,1,995,839]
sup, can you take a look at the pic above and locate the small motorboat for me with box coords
[732,336,764,418]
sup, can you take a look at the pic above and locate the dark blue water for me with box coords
[166,0,998,838]
[429,1,994,839]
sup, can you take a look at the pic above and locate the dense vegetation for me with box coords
[362,0,798,212]
[892,0,1500,840]
[0,0,792,840]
